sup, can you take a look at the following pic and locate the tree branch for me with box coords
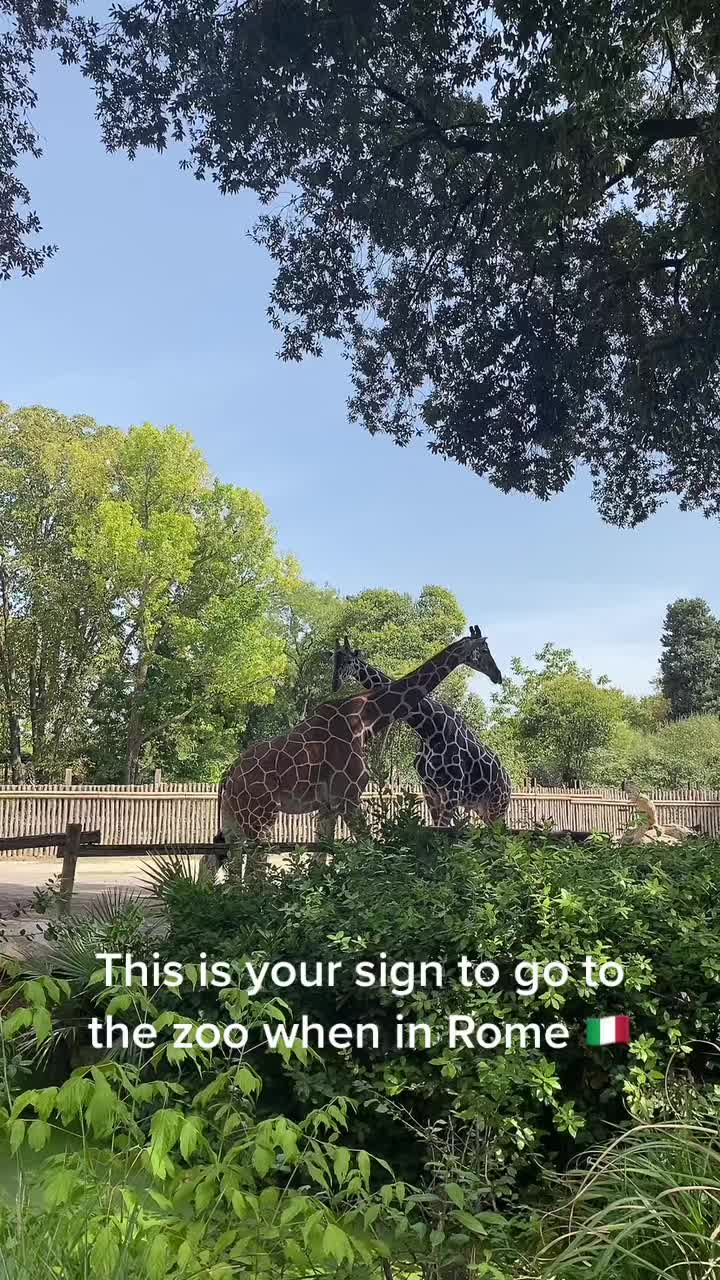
[365,70,491,155]
[367,70,710,169]
[605,257,688,288]
[636,115,708,142]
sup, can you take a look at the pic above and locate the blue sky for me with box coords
[2,54,719,694]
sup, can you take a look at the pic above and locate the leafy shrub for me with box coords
[4,820,720,1278]
[1,889,163,1075]
[0,1057,417,1278]
[1,976,518,1279]
[626,715,720,789]
[158,819,720,1203]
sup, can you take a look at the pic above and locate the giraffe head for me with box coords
[453,626,503,683]
[331,627,502,691]
[331,637,373,691]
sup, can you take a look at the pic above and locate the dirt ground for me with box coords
[0,856,168,953]
[0,856,157,912]
[0,852,295,954]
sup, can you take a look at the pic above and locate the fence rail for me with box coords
[1,783,720,857]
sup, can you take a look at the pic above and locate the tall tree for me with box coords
[329,585,473,786]
[626,714,720,789]
[337,586,467,679]
[239,582,345,748]
[0,403,117,780]
[659,598,720,719]
[6,2,720,522]
[79,423,296,782]
[0,2,61,279]
[517,674,629,786]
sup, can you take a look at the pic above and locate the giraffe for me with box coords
[218,628,495,862]
[331,635,511,828]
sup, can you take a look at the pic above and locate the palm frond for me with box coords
[6,889,161,982]
[76,886,149,927]
[138,852,201,901]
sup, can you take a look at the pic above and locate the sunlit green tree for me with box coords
[79,423,296,781]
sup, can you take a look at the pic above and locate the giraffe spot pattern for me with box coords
[333,650,512,826]
[221,633,506,841]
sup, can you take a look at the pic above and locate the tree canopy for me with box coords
[484,644,627,785]
[4,2,720,522]
[0,402,116,779]
[0,405,297,781]
[0,401,480,783]
[83,423,298,782]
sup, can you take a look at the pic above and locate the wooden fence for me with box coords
[1,783,720,857]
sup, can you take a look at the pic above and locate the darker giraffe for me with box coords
[218,628,495,859]
[332,635,511,828]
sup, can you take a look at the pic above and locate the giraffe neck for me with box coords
[353,659,390,691]
[363,644,464,731]
[352,658,437,732]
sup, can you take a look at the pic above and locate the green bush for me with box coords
[2,975,458,1279]
[4,819,720,1278]
[626,715,720,789]
[0,1056,425,1279]
[159,819,720,1202]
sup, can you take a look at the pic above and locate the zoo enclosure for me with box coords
[1,782,720,858]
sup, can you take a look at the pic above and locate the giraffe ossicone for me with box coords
[218,629,498,860]
[332,633,511,829]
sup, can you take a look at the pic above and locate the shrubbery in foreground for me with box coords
[163,817,720,1187]
[2,817,720,1277]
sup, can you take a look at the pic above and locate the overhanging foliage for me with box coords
[4,2,720,521]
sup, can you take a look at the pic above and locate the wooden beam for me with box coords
[56,841,329,858]
[0,790,216,800]
[51,831,597,860]
[0,829,101,851]
[55,843,226,858]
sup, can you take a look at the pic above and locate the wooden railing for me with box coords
[1,783,720,857]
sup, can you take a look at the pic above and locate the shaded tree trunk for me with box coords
[28,655,49,779]
[0,659,23,782]
[125,650,150,784]
[0,596,23,782]
[6,704,23,782]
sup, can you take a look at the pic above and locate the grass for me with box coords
[537,1119,720,1278]
[0,1176,152,1280]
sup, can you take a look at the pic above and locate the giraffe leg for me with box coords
[242,801,279,882]
[315,796,370,850]
[316,808,337,845]
[468,795,501,826]
[201,813,238,885]
[337,798,371,842]
[423,786,455,829]
[313,806,350,866]
[318,766,369,851]
[222,799,278,883]
[424,788,443,826]
[212,803,245,884]
[243,842,270,881]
